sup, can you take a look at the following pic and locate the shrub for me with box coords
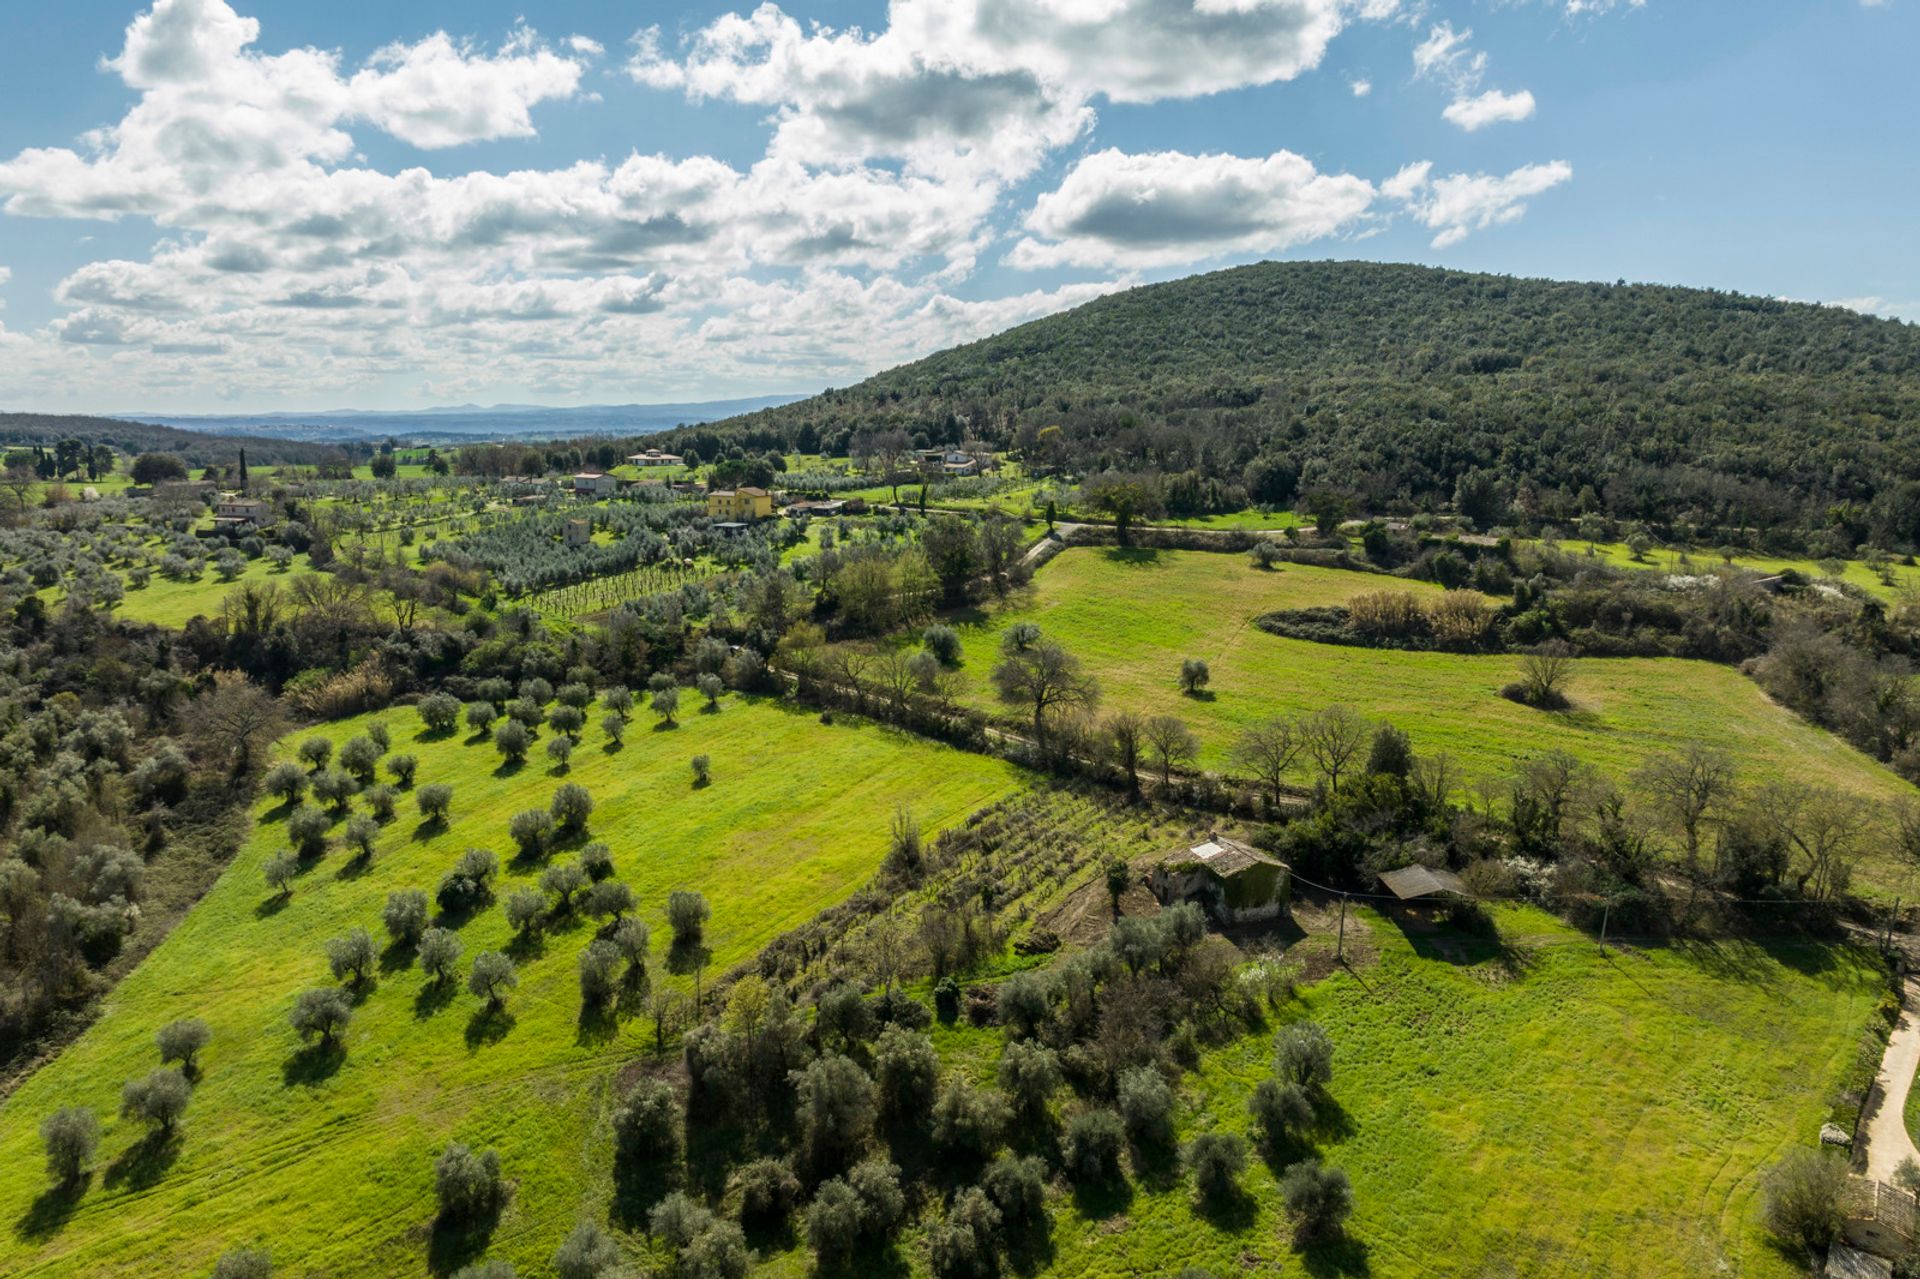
[1275,1021,1334,1090]
[817,982,874,1047]
[612,1077,681,1165]
[339,736,382,782]
[264,850,299,897]
[928,1186,1001,1279]
[550,783,593,832]
[995,970,1051,1038]
[552,1222,621,1279]
[548,704,585,740]
[40,1105,98,1182]
[997,1039,1062,1123]
[505,888,546,936]
[437,848,498,912]
[509,808,555,859]
[735,1157,800,1224]
[286,805,330,858]
[579,842,614,880]
[434,1142,502,1222]
[650,1191,713,1249]
[210,1247,274,1278]
[1187,1132,1247,1202]
[1279,1158,1353,1241]
[417,782,453,822]
[578,940,621,1006]
[1001,622,1041,653]
[541,861,587,909]
[1063,1109,1125,1184]
[691,754,711,786]
[468,951,517,1008]
[418,693,462,734]
[343,814,379,861]
[792,1054,878,1174]
[493,719,532,764]
[1179,657,1211,694]
[805,1177,865,1261]
[264,761,306,805]
[418,928,464,984]
[121,1066,190,1132]
[977,1153,1048,1230]
[667,890,710,945]
[1116,1065,1175,1148]
[1761,1148,1846,1251]
[584,878,635,922]
[367,722,390,751]
[326,928,375,985]
[363,783,398,823]
[387,753,417,787]
[1249,1078,1315,1150]
[383,889,430,945]
[873,1024,939,1121]
[923,624,962,665]
[156,1017,210,1071]
[931,1078,1009,1159]
[934,976,961,1023]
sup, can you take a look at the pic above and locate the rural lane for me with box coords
[1862,979,1920,1183]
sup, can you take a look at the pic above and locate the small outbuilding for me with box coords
[1149,833,1289,925]
[564,519,592,547]
[1377,865,1469,913]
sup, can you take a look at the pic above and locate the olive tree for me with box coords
[416,783,453,823]
[508,808,555,859]
[1279,1158,1352,1242]
[434,1141,502,1222]
[493,719,532,764]
[156,1017,210,1072]
[383,888,429,946]
[417,693,462,734]
[289,987,352,1046]
[326,928,375,985]
[550,783,592,833]
[40,1105,99,1183]
[419,927,464,984]
[667,890,710,946]
[468,951,517,1009]
[121,1067,191,1133]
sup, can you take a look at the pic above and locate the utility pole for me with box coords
[1336,893,1348,964]
[1599,900,1611,952]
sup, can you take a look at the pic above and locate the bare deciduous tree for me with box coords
[1303,705,1368,792]
[1232,717,1304,806]
[992,642,1099,753]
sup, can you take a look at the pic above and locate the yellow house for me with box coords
[706,486,774,520]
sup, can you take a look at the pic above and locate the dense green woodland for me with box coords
[0,415,346,469]
[669,261,1920,541]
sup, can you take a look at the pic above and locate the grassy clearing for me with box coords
[941,546,1918,828]
[0,696,1026,1278]
[100,555,323,629]
[1539,539,1920,603]
[1037,907,1881,1279]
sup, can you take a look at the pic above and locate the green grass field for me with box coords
[1540,539,1920,603]
[941,546,1918,830]
[0,696,1027,1278]
[103,556,323,629]
[1034,907,1881,1279]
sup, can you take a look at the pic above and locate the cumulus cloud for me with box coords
[1350,78,1372,96]
[1390,159,1573,248]
[1442,88,1536,130]
[1009,147,1376,269]
[348,28,585,149]
[629,0,1353,180]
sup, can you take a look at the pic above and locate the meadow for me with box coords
[0,695,1027,1278]
[1034,907,1882,1279]
[1539,539,1920,603]
[939,546,1919,832]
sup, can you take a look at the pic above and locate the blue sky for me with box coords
[0,0,1913,413]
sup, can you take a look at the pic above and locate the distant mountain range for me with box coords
[114,395,812,444]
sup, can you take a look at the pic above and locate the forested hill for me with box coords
[670,260,1920,539]
[0,413,345,467]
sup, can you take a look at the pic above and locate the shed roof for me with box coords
[1378,865,1468,901]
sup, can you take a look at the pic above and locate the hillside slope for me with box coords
[0,414,345,467]
[673,260,1920,534]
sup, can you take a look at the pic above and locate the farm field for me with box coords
[940,547,1919,849]
[0,696,1027,1279]
[1034,907,1882,1279]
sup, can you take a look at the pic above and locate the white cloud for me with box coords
[1350,78,1372,96]
[568,35,605,57]
[629,0,1355,180]
[347,28,585,149]
[1442,88,1536,130]
[1391,159,1573,248]
[1828,296,1919,321]
[1413,21,1534,132]
[1009,147,1377,270]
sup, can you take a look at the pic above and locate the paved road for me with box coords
[1863,979,1920,1182]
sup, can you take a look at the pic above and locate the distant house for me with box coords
[572,472,617,497]
[707,486,774,521]
[211,496,274,531]
[1149,834,1289,925]
[916,448,984,477]
[625,449,684,467]
[564,519,592,547]
[785,498,847,518]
